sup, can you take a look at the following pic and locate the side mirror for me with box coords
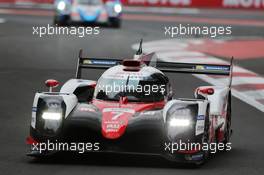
[45,79,59,92]
[195,87,214,99]
[198,87,214,95]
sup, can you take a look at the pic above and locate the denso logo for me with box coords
[223,0,264,8]
[128,0,191,5]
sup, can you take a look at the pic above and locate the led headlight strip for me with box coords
[42,112,62,120]
[169,118,191,127]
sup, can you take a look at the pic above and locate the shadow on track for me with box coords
[26,152,198,169]
[25,148,243,169]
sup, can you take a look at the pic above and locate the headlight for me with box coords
[114,4,122,13]
[42,112,62,120]
[169,118,190,127]
[57,1,66,11]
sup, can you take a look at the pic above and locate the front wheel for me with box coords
[109,18,121,28]
[53,15,69,26]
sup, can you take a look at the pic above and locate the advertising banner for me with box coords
[0,0,263,9]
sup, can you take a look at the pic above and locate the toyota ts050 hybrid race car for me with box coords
[54,0,122,28]
[27,41,233,166]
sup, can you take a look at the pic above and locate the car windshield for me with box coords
[94,76,166,102]
[77,0,102,5]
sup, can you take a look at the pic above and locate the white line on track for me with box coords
[244,90,264,98]
[132,39,264,112]
[0,18,6,23]
[231,77,264,85]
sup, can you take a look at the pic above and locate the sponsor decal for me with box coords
[127,0,191,6]
[205,66,230,71]
[123,0,264,9]
[197,115,205,120]
[83,60,92,64]
[191,154,203,160]
[196,65,205,70]
[79,107,96,112]
[103,108,135,114]
[195,119,205,135]
[105,121,121,132]
[4,0,263,9]
[92,60,117,65]
[101,108,133,139]
[83,59,117,65]
[32,107,37,112]
[223,0,264,8]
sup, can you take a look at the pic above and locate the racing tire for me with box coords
[109,18,121,28]
[53,19,64,26]
[53,16,69,26]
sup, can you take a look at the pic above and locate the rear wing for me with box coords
[76,49,122,78]
[75,49,233,87]
[156,58,234,88]
[156,60,232,75]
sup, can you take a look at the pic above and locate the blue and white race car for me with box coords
[54,0,122,28]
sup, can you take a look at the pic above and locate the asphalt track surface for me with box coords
[0,7,264,175]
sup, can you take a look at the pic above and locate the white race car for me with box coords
[27,40,233,166]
